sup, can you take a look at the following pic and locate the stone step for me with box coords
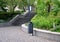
[0,10,36,26]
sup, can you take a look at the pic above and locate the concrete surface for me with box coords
[21,24,60,42]
[0,26,59,42]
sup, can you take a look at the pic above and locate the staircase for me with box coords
[9,10,36,26]
[0,9,36,27]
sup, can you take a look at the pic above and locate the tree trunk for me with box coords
[1,7,7,12]
[13,4,17,12]
[48,3,51,13]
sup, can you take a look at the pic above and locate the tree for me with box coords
[51,0,60,15]
[0,0,35,12]
[0,0,7,12]
[32,0,60,29]
[5,0,35,12]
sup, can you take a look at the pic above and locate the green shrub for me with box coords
[0,11,23,22]
[55,17,60,25]
[52,28,60,32]
[0,11,22,14]
[32,15,54,30]
[0,20,5,23]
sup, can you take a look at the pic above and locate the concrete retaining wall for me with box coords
[21,24,60,42]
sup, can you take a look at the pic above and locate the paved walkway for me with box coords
[0,26,56,42]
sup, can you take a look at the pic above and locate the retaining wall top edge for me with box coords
[22,24,60,35]
[34,28,60,35]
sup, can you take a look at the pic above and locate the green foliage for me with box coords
[52,28,60,32]
[0,20,5,23]
[36,0,60,16]
[0,11,23,14]
[0,0,6,7]
[0,0,35,22]
[5,0,35,12]
[55,17,60,25]
[32,0,60,31]
[0,11,22,22]
[0,0,7,12]
[32,15,53,30]
[0,0,35,12]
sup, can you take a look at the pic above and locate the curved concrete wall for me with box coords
[21,24,60,42]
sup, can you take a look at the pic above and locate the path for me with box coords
[0,26,56,42]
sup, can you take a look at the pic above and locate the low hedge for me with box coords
[32,15,60,30]
[0,11,23,22]
[0,11,23,14]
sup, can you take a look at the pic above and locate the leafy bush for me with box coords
[55,17,60,25]
[52,28,60,32]
[31,0,60,31]
[32,15,53,30]
[0,20,5,23]
[0,11,23,22]
[0,11,22,14]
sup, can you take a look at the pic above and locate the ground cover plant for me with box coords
[32,0,60,32]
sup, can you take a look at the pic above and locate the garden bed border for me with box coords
[21,24,60,42]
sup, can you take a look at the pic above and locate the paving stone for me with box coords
[0,26,58,42]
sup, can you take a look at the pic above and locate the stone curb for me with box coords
[21,24,60,42]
